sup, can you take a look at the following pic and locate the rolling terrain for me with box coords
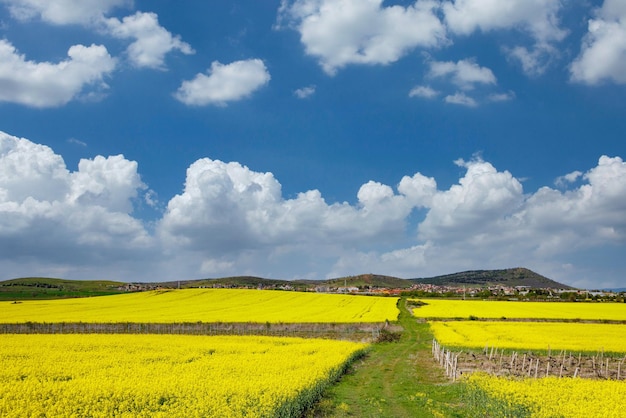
[410,267,574,289]
[1,267,574,300]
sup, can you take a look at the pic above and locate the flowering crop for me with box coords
[411,299,626,321]
[466,373,626,418]
[429,321,626,353]
[0,334,367,417]
[0,288,399,323]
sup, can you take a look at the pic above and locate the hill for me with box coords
[1,268,574,300]
[161,276,312,290]
[159,274,412,290]
[0,277,126,300]
[409,267,574,289]
[324,274,412,289]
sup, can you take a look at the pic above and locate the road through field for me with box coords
[310,299,466,417]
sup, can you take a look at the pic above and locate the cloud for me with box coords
[0,131,152,277]
[442,0,567,76]
[444,92,477,107]
[428,58,496,90]
[442,0,567,42]
[417,157,524,241]
[1,0,192,70]
[294,85,316,98]
[422,59,513,107]
[570,0,626,85]
[409,85,439,99]
[104,11,194,69]
[277,0,447,75]
[1,130,625,288]
[330,156,626,287]
[1,0,130,25]
[504,43,558,76]
[157,158,420,255]
[174,59,271,106]
[0,39,116,107]
[67,138,87,147]
[555,170,583,188]
[487,91,515,102]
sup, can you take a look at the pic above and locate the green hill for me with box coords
[163,276,311,290]
[0,277,127,300]
[324,274,412,289]
[409,267,574,289]
[1,268,574,300]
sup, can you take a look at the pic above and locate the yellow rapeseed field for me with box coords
[0,334,367,417]
[429,321,626,353]
[467,373,626,418]
[411,299,626,321]
[0,289,399,323]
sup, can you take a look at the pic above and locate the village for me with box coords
[116,280,624,302]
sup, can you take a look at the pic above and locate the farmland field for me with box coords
[423,300,626,417]
[411,299,626,321]
[466,373,626,418]
[429,321,626,353]
[0,334,367,418]
[0,289,399,323]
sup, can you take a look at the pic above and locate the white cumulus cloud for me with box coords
[570,0,626,85]
[1,130,625,288]
[174,59,271,106]
[294,85,316,98]
[1,0,192,71]
[0,131,152,278]
[329,156,626,288]
[277,0,447,75]
[442,0,566,42]
[0,40,116,107]
[442,0,566,76]
[444,92,477,107]
[104,11,194,69]
[409,85,439,99]
[1,0,130,25]
[505,43,559,76]
[428,58,497,90]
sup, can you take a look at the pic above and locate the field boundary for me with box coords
[415,317,626,324]
[432,338,626,381]
[0,321,396,341]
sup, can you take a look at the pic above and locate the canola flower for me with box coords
[0,288,399,323]
[429,321,626,353]
[0,334,368,417]
[467,373,626,418]
[410,299,626,321]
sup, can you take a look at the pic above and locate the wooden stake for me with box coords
[534,359,539,378]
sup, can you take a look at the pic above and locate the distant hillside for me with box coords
[324,274,412,289]
[161,276,311,290]
[410,268,575,289]
[1,268,576,300]
[159,274,412,290]
[0,277,126,300]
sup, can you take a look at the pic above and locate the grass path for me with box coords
[309,299,467,417]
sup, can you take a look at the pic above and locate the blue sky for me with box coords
[0,0,625,289]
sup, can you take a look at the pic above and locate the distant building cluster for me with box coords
[115,280,623,301]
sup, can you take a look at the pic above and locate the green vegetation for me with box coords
[0,277,126,300]
[410,267,573,289]
[168,276,310,290]
[2,267,578,301]
[324,274,413,289]
[308,299,468,417]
